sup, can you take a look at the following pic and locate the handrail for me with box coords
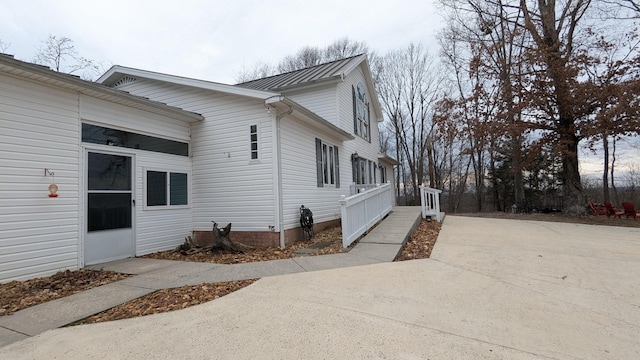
[340,183,393,248]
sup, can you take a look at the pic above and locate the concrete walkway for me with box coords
[2,214,640,359]
[0,206,422,348]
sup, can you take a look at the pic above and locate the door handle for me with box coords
[132,199,136,206]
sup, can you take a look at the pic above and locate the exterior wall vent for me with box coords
[113,76,137,88]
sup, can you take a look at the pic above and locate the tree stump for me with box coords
[211,222,254,253]
[177,236,203,255]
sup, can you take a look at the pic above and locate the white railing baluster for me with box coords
[340,183,393,248]
[420,186,442,222]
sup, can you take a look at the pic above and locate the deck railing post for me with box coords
[419,186,443,222]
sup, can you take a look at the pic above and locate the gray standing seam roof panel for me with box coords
[237,54,364,91]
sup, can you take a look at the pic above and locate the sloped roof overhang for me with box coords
[99,65,279,100]
[0,55,204,123]
[266,96,354,142]
[378,154,400,165]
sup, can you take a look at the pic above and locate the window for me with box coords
[82,123,188,156]
[380,165,387,183]
[352,155,378,185]
[250,124,259,160]
[373,162,377,184]
[352,83,370,142]
[146,170,188,207]
[315,138,340,188]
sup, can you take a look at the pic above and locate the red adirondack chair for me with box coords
[622,202,639,220]
[588,201,606,216]
[603,201,624,219]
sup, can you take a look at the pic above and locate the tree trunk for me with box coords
[603,135,610,202]
[611,137,619,205]
[560,130,584,213]
[211,222,253,253]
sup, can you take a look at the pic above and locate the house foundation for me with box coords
[193,218,341,248]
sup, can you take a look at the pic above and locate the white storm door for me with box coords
[85,151,134,265]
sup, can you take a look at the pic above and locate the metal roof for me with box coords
[98,65,278,100]
[237,54,366,91]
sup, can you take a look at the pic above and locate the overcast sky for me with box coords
[1,0,635,177]
[0,0,445,84]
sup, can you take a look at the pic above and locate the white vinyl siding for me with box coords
[81,95,190,142]
[286,84,339,127]
[80,92,194,258]
[280,117,346,229]
[116,79,276,232]
[135,152,192,255]
[0,73,81,282]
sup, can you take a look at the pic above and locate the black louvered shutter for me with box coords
[334,147,340,188]
[352,155,357,183]
[352,85,358,135]
[367,104,371,143]
[315,138,323,187]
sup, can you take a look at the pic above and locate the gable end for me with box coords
[113,76,137,88]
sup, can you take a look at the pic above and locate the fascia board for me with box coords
[266,96,355,141]
[98,65,279,100]
[0,57,203,122]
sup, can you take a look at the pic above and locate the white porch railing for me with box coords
[349,183,379,195]
[340,182,393,248]
[420,186,442,222]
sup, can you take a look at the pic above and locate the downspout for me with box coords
[276,104,293,248]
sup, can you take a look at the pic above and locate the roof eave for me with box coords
[99,65,279,100]
[378,154,400,165]
[266,96,355,141]
[0,56,204,123]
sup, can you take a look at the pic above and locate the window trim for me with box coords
[352,155,379,185]
[82,122,189,157]
[249,124,260,162]
[143,167,191,210]
[353,82,371,142]
[315,138,340,188]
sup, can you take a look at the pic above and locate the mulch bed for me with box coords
[70,279,257,325]
[140,226,347,264]
[6,212,630,324]
[0,269,130,316]
[2,219,442,323]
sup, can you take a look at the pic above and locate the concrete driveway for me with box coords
[1,216,639,359]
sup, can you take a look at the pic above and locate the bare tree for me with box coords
[235,37,370,82]
[235,61,276,83]
[0,39,10,53]
[33,35,98,79]
[276,46,324,73]
[376,43,445,203]
[325,37,369,61]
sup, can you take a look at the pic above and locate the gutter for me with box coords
[265,96,354,141]
[0,56,204,123]
[275,104,293,248]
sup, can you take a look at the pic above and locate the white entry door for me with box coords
[85,151,134,265]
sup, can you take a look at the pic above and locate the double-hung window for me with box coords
[146,170,188,208]
[352,156,378,185]
[352,82,370,141]
[315,138,340,188]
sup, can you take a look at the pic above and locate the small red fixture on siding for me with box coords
[45,169,58,197]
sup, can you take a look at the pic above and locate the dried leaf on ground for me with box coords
[0,269,130,316]
[3,212,635,323]
[73,279,257,325]
[395,220,441,261]
[141,226,348,264]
